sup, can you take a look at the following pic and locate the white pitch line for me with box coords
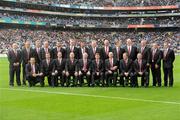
[1,87,180,105]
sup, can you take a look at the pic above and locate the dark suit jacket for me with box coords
[101,46,113,60]
[138,46,151,64]
[120,59,133,74]
[105,59,118,72]
[25,63,41,77]
[150,49,162,66]
[53,58,66,72]
[39,48,52,61]
[133,59,147,73]
[32,48,41,64]
[65,46,79,59]
[91,59,104,73]
[51,47,66,59]
[21,47,34,64]
[113,47,125,61]
[7,49,22,67]
[41,59,54,75]
[163,49,175,68]
[124,45,138,61]
[65,59,79,73]
[78,47,89,59]
[88,46,101,60]
[78,59,91,72]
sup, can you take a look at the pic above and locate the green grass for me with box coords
[0,56,180,120]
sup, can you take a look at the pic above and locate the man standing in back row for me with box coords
[7,43,22,87]
[163,42,175,87]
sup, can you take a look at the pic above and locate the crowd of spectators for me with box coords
[13,0,180,7]
[1,12,180,26]
[0,28,179,54]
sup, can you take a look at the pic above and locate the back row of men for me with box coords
[7,39,175,87]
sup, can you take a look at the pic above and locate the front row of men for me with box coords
[26,52,152,87]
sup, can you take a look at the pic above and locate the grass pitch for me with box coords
[0,56,180,120]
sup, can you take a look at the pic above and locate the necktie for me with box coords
[45,48,48,54]
[128,46,131,55]
[152,50,156,62]
[32,64,35,74]
[59,59,61,65]
[96,60,99,71]
[138,60,142,72]
[110,59,113,67]
[141,47,144,54]
[164,49,168,59]
[47,59,49,66]
[27,49,30,60]
[83,60,87,71]
[93,48,96,54]
[106,47,108,55]
[14,50,17,57]
[117,47,119,60]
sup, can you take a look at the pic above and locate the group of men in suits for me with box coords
[7,38,175,87]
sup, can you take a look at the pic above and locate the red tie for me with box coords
[106,47,108,55]
[117,47,119,60]
[14,50,17,57]
[83,60,87,71]
[141,47,144,54]
[70,46,73,52]
[45,48,48,54]
[93,48,95,54]
[128,46,131,55]
[110,59,113,67]
[125,60,128,66]
[31,64,35,74]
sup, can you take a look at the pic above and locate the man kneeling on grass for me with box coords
[26,57,43,87]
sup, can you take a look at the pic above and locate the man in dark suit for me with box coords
[7,43,22,86]
[33,40,41,64]
[119,53,134,87]
[52,42,66,59]
[65,39,79,59]
[78,52,91,86]
[134,53,149,87]
[53,51,66,87]
[40,41,52,61]
[65,52,79,87]
[163,42,175,87]
[88,40,101,60]
[150,43,162,87]
[21,41,34,85]
[25,57,43,87]
[124,39,138,61]
[91,52,104,86]
[101,40,113,60]
[138,40,151,86]
[78,41,89,59]
[41,53,54,87]
[105,52,118,86]
[113,40,125,86]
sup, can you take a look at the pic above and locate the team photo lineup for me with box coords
[1,0,180,120]
[8,38,175,88]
